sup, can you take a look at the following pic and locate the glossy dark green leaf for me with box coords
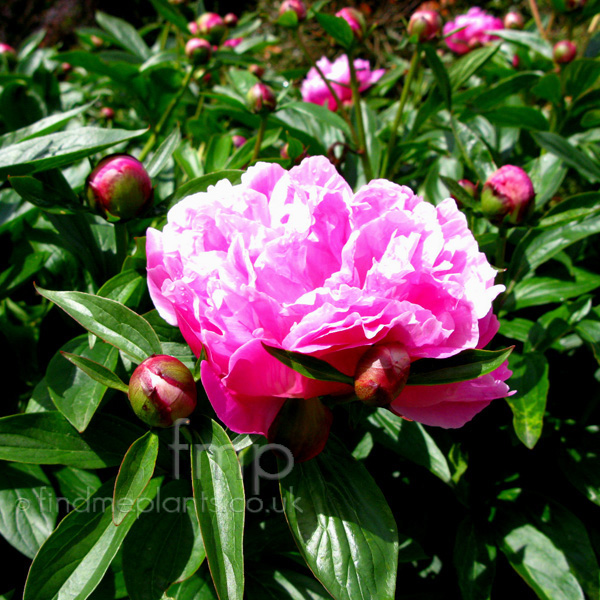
[315,13,354,48]
[53,467,102,507]
[562,58,600,101]
[492,29,553,58]
[23,477,162,600]
[56,50,139,82]
[148,0,190,33]
[143,309,196,370]
[279,101,352,138]
[247,569,333,600]
[191,418,245,600]
[47,336,120,431]
[97,269,147,309]
[449,44,500,90]
[280,436,398,600]
[532,131,600,182]
[170,170,244,205]
[423,43,451,110]
[96,11,150,60]
[367,409,451,484]
[145,126,181,179]
[113,431,159,525]
[560,425,600,506]
[505,353,548,449]
[0,462,58,559]
[471,72,540,110]
[0,127,146,178]
[37,287,162,364]
[123,479,206,600]
[62,351,129,394]
[454,518,496,600]
[451,118,497,181]
[538,192,600,227]
[167,565,218,600]
[0,251,49,298]
[531,72,562,104]
[25,378,55,414]
[527,153,567,209]
[262,343,354,386]
[0,412,144,468]
[483,106,549,131]
[407,347,513,386]
[439,176,479,210]
[205,135,234,173]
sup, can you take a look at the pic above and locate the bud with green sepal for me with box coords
[481,165,535,225]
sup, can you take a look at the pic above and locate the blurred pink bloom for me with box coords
[147,157,511,442]
[223,37,243,48]
[444,7,504,55]
[301,55,384,111]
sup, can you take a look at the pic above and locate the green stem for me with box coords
[495,225,507,286]
[158,23,170,51]
[381,47,421,179]
[113,221,129,272]
[347,50,373,182]
[528,0,547,40]
[251,115,267,163]
[138,67,194,162]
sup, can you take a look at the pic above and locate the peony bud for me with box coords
[128,355,197,428]
[336,7,367,40]
[553,40,577,64]
[248,63,265,78]
[408,9,442,42]
[0,43,16,55]
[267,397,333,462]
[232,134,247,148]
[100,106,115,120]
[197,12,226,43]
[86,154,153,220]
[512,54,520,68]
[278,0,307,23]
[185,37,212,65]
[91,35,104,47]
[481,165,535,225]
[280,143,290,160]
[504,11,524,29]
[224,13,238,27]
[458,179,478,197]
[188,21,199,35]
[61,62,73,74]
[247,82,277,113]
[354,343,411,407]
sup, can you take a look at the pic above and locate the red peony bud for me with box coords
[248,63,265,78]
[196,12,226,43]
[504,11,524,29]
[100,106,115,120]
[279,0,307,23]
[354,343,411,407]
[188,21,199,35]
[408,9,442,42]
[232,134,247,148]
[335,7,367,40]
[458,178,478,197]
[224,13,238,27]
[185,37,212,65]
[247,82,277,113]
[553,40,577,64]
[267,397,333,462]
[86,154,153,220]
[481,165,535,225]
[0,43,16,55]
[91,35,104,48]
[128,355,197,428]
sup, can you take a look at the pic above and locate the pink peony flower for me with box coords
[301,55,385,111]
[223,37,243,48]
[147,157,512,442]
[444,7,504,55]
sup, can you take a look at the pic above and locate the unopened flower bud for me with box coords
[553,40,577,64]
[408,9,442,42]
[0,43,16,55]
[268,397,333,462]
[459,179,478,197]
[61,62,72,74]
[247,82,277,113]
[336,7,367,40]
[280,143,290,160]
[128,355,196,428]
[188,21,199,35]
[224,13,238,27]
[232,134,247,148]
[197,12,226,43]
[512,54,520,68]
[91,35,104,47]
[504,11,524,29]
[100,106,115,120]
[354,343,411,407]
[481,165,535,225]
[185,37,212,65]
[86,154,153,220]
[249,63,265,78]
[279,0,307,24]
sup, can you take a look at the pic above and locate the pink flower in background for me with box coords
[147,157,512,443]
[223,37,243,48]
[444,7,504,55]
[301,55,384,111]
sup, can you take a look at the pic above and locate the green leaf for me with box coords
[0,462,58,559]
[560,425,600,506]
[492,29,553,59]
[562,58,600,101]
[483,106,549,131]
[279,101,353,138]
[454,518,496,600]
[23,477,162,600]
[97,269,147,308]
[367,409,452,484]
[0,251,49,298]
[539,191,600,227]
[113,431,159,524]
[471,72,540,110]
[10,170,85,214]
[527,153,567,209]
[145,126,181,179]
[123,479,206,600]
[247,569,333,600]
[0,412,144,468]
[262,343,354,386]
[449,44,500,90]
[53,467,102,507]
[56,50,139,82]
[532,72,562,105]
[167,565,218,600]
[451,118,497,181]
[439,176,479,210]
[96,11,150,60]
[315,13,354,48]
[148,0,190,33]
[205,135,234,173]
[36,287,162,364]
[423,43,451,110]
[505,352,549,449]
[407,347,513,386]
[280,436,398,600]
[532,131,600,182]
[61,351,129,394]
[47,336,120,431]
[191,418,245,600]
[0,127,146,179]
[170,170,244,205]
